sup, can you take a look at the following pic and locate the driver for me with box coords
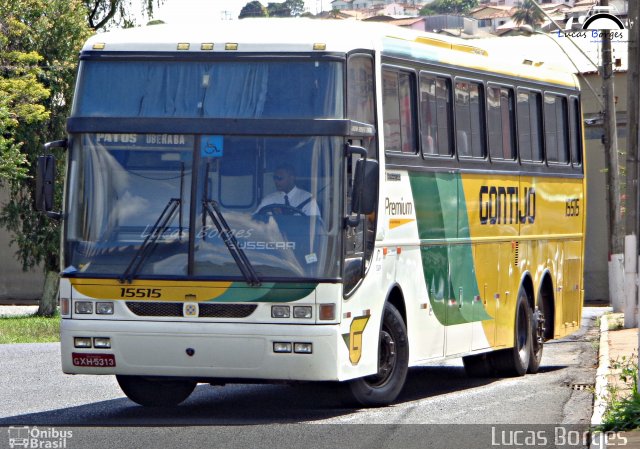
[255,164,320,216]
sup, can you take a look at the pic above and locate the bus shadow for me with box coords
[0,364,567,426]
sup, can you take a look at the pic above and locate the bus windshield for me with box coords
[73,60,344,119]
[64,134,343,281]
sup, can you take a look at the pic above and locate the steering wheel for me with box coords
[255,203,306,217]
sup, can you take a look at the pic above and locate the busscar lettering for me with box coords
[479,186,535,225]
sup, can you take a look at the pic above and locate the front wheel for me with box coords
[117,375,196,407]
[347,303,409,407]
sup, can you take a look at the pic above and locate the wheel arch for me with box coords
[520,272,535,310]
[385,283,407,330]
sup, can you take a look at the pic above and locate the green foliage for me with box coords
[267,2,291,17]
[239,1,268,18]
[240,0,304,18]
[420,0,478,15]
[0,11,50,183]
[0,312,60,344]
[512,0,545,28]
[0,0,92,274]
[285,0,305,15]
[84,0,165,30]
[599,354,640,431]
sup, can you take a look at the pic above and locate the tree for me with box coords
[239,1,268,18]
[267,2,291,17]
[285,0,305,16]
[0,0,92,316]
[511,0,545,29]
[419,0,478,15]
[83,0,165,30]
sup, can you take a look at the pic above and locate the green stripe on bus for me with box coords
[409,172,491,325]
[207,282,318,303]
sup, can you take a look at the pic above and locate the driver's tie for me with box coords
[284,194,290,206]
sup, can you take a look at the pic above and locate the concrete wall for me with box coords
[579,71,628,301]
[0,188,43,301]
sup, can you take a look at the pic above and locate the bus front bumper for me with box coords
[61,319,342,381]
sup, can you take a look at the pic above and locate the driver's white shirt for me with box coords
[255,186,320,216]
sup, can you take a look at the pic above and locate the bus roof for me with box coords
[84,19,579,89]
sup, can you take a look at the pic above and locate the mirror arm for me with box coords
[44,139,68,152]
[345,144,367,159]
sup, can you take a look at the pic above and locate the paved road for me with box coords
[0,308,606,449]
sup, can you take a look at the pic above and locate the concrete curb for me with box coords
[591,313,610,427]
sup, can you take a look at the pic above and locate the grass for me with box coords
[0,312,61,344]
[599,353,640,431]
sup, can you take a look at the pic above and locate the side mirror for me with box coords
[35,155,56,212]
[351,159,379,215]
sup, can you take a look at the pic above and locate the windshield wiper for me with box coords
[120,198,180,283]
[202,199,261,287]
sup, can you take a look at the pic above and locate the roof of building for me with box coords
[470,5,515,20]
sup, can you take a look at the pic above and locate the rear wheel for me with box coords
[527,300,546,374]
[490,289,532,377]
[347,303,409,407]
[117,375,196,407]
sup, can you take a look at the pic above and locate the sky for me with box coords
[150,0,327,23]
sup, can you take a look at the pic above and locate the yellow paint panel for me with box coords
[71,278,233,302]
[349,316,370,365]
[389,218,415,229]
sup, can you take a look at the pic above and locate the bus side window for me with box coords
[487,85,516,161]
[382,68,416,154]
[569,96,583,166]
[517,89,544,163]
[455,79,486,159]
[420,73,453,157]
[544,93,569,164]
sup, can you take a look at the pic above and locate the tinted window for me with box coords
[420,73,453,156]
[383,69,416,154]
[487,85,516,160]
[455,80,485,158]
[544,93,569,164]
[517,89,543,162]
[569,96,583,166]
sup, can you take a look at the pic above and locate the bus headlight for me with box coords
[293,306,312,319]
[96,302,114,315]
[74,301,93,314]
[74,337,92,348]
[271,305,290,318]
[93,337,111,349]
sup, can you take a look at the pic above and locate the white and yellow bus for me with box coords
[37,19,585,407]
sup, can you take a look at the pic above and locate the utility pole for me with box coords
[624,0,640,329]
[601,0,624,262]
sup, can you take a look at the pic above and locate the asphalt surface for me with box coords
[0,307,606,449]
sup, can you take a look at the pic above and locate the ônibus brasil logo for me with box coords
[8,426,73,449]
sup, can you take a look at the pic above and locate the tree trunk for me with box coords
[37,270,59,317]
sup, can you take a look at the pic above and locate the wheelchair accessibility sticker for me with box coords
[201,135,223,158]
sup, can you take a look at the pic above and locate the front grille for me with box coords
[199,303,257,318]
[125,302,257,318]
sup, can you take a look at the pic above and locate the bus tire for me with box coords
[527,302,545,374]
[491,289,532,376]
[347,303,409,407]
[117,375,196,407]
